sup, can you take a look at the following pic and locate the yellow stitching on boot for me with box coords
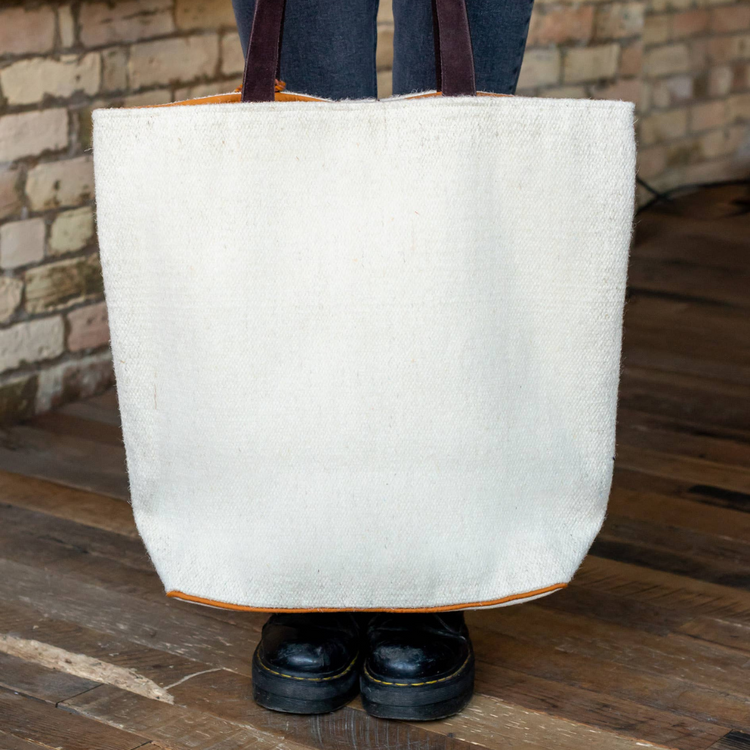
[256,653,359,682]
[363,653,472,687]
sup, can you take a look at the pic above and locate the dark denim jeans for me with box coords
[231,0,534,100]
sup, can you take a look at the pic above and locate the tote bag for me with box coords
[93,0,636,613]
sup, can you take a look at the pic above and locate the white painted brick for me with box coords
[221,31,245,76]
[0,317,64,373]
[129,34,220,89]
[49,207,95,254]
[0,54,101,106]
[0,277,23,323]
[58,5,77,48]
[0,110,68,164]
[26,156,94,211]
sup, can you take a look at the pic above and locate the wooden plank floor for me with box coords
[1,184,749,749]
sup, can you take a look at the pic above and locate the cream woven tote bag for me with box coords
[93,0,636,612]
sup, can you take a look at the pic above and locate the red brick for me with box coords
[711,5,750,34]
[67,301,110,352]
[620,41,643,77]
[595,3,644,41]
[690,100,729,132]
[707,34,750,65]
[671,9,710,39]
[0,6,55,56]
[528,6,594,46]
[591,78,641,106]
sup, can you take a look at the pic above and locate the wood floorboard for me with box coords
[1,185,749,747]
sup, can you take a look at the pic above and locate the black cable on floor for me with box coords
[636,175,750,216]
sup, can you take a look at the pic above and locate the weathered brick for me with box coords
[173,80,242,101]
[563,44,620,83]
[0,54,101,106]
[733,62,750,92]
[690,39,709,71]
[680,156,746,186]
[699,125,748,158]
[538,85,587,99]
[0,6,56,56]
[712,5,750,34]
[0,372,38,426]
[665,137,703,168]
[0,110,68,164]
[595,3,644,40]
[645,43,690,77]
[80,0,174,47]
[652,74,694,108]
[124,89,173,107]
[517,49,561,89]
[0,219,45,269]
[620,41,644,77]
[0,317,64,373]
[728,92,750,122]
[376,26,394,71]
[672,9,710,39]
[25,255,103,314]
[26,156,94,212]
[639,108,689,146]
[36,349,114,413]
[707,34,750,65]
[591,78,641,105]
[644,14,671,45]
[708,66,734,97]
[690,100,729,132]
[58,5,77,48]
[221,31,246,76]
[637,144,667,179]
[129,34,220,89]
[67,301,109,352]
[0,277,23,323]
[176,0,237,30]
[0,168,22,222]
[49,207,95,255]
[102,48,129,92]
[528,6,594,46]
[640,81,652,112]
[650,0,696,10]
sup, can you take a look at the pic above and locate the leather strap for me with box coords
[241,0,476,102]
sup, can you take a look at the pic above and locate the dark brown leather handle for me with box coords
[241,0,476,102]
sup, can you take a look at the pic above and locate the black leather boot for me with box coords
[252,613,361,714]
[360,612,475,720]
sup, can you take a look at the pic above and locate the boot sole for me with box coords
[360,654,475,721]
[252,648,360,715]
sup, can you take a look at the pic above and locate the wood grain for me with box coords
[1,184,749,748]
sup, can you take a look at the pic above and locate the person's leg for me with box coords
[232,0,379,99]
[392,0,535,96]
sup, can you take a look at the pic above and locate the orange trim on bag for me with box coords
[166,582,566,613]
[137,89,509,109]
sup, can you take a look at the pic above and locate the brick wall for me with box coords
[0,0,748,425]
[510,0,750,198]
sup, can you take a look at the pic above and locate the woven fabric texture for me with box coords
[93,95,636,610]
